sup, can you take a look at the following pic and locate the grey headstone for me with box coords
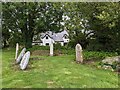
[20,51,30,70]
[15,43,19,60]
[75,44,83,63]
[16,48,26,64]
[50,43,53,56]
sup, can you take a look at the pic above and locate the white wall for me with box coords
[63,36,69,43]
[60,42,64,46]
[41,35,54,46]
[32,34,70,46]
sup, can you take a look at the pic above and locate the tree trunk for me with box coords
[21,22,33,49]
[25,8,35,49]
[25,35,32,49]
[3,40,7,48]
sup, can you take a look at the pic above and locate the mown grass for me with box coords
[2,47,119,88]
[0,49,2,89]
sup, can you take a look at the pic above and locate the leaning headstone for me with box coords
[75,44,83,63]
[15,43,19,60]
[16,48,26,64]
[20,51,30,70]
[50,43,53,56]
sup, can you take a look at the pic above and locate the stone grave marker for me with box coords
[20,51,30,70]
[75,44,83,63]
[16,48,26,64]
[50,43,53,56]
[15,43,19,60]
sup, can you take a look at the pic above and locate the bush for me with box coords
[83,50,118,61]
[28,45,50,51]
[68,33,89,49]
[87,38,120,54]
[54,43,65,50]
[27,45,118,62]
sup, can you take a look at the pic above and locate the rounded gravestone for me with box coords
[16,48,26,64]
[20,51,30,70]
[75,44,83,63]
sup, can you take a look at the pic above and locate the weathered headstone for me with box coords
[15,43,19,60]
[50,43,53,56]
[16,48,26,64]
[75,44,83,63]
[20,51,30,70]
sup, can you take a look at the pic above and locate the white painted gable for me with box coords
[41,34,54,46]
[32,30,69,46]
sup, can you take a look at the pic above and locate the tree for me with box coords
[87,2,120,52]
[63,2,119,52]
[2,2,119,52]
[2,2,64,48]
[62,2,92,48]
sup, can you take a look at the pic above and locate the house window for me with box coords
[64,35,68,39]
[46,43,49,45]
[46,36,48,39]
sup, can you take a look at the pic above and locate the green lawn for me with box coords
[2,48,119,88]
[0,49,2,89]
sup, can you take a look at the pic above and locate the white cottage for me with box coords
[32,30,69,46]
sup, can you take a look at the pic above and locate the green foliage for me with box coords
[2,2,64,48]
[87,2,120,52]
[68,33,89,49]
[83,51,118,61]
[54,43,62,50]
[8,33,24,47]
[28,46,118,61]
[2,24,10,48]
[54,43,70,50]
[2,2,120,52]
[27,45,50,51]
[64,2,120,52]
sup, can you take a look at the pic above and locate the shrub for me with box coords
[28,45,50,51]
[27,45,118,62]
[54,43,65,50]
[83,50,118,61]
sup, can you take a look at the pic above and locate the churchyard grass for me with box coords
[2,47,119,88]
[0,49,2,89]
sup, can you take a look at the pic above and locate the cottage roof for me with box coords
[40,30,69,42]
[52,33,64,42]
